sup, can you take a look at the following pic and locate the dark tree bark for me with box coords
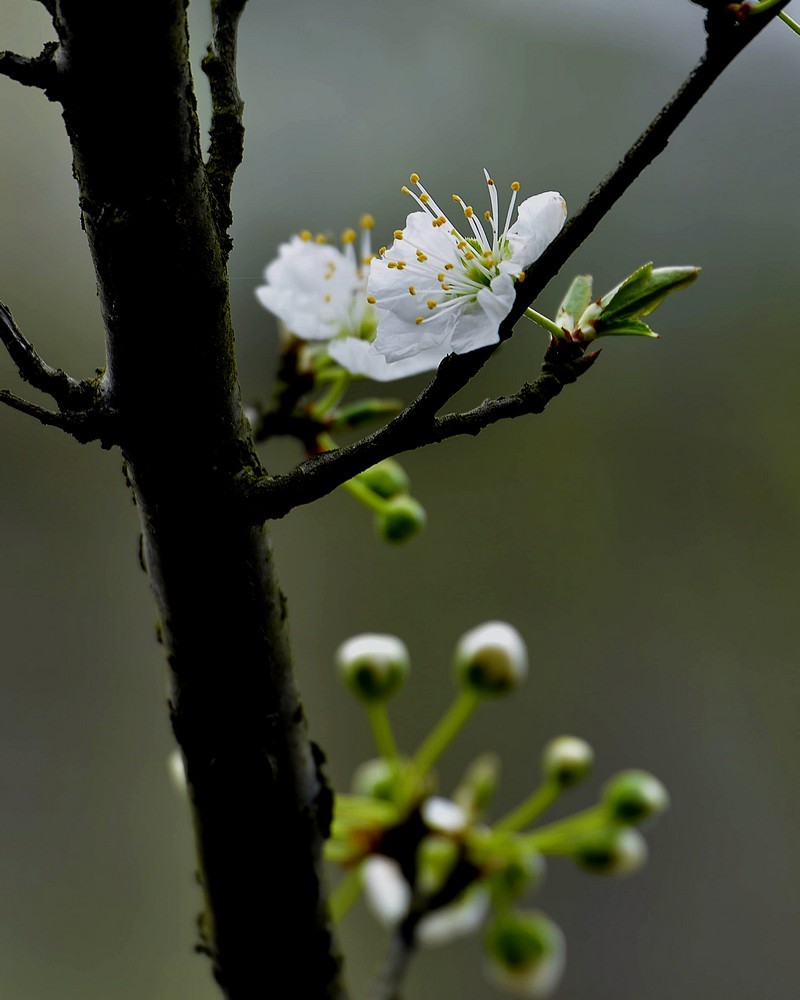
[48,4,344,997]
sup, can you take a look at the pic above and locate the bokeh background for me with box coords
[1,1,799,997]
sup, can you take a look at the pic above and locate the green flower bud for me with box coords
[602,769,669,824]
[376,495,427,543]
[358,458,411,499]
[572,825,647,876]
[336,633,410,702]
[484,910,566,998]
[351,756,407,802]
[454,621,528,696]
[453,752,502,816]
[488,849,545,906]
[576,263,700,341]
[541,736,594,788]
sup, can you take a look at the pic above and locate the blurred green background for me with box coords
[1,1,799,997]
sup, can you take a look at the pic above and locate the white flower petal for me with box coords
[373,309,457,363]
[328,337,445,381]
[415,889,490,948]
[421,796,469,835]
[448,272,516,355]
[362,856,411,929]
[506,192,567,270]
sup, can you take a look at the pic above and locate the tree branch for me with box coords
[202,0,248,254]
[0,41,59,93]
[0,300,91,406]
[241,340,596,521]
[239,2,786,525]
[0,300,117,444]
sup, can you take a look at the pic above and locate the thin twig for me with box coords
[0,388,115,444]
[0,42,59,93]
[239,4,786,525]
[202,0,248,253]
[0,300,90,407]
[369,927,416,1000]
[0,301,117,445]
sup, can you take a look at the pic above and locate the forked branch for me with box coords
[0,41,59,94]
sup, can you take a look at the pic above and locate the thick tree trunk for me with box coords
[51,4,344,997]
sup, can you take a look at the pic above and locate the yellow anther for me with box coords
[484,210,492,221]
[511,181,520,191]
[415,317,424,325]
[517,271,526,283]
[315,233,327,244]
[394,230,403,239]
[445,263,454,270]
[452,194,460,203]
[487,177,495,186]
[299,230,312,241]
[387,261,397,269]
[324,294,331,302]
[408,285,416,295]
[437,273,445,281]
[396,261,407,270]
[457,240,467,249]
[464,252,474,260]
[363,255,374,265]
[367,295,377,304]
[420,193,430,204]
[416,251,428,262]
[437,216,446,226]
[401,186,411,195]
[410,173,420,184]
[427,300,437,310]
[465,206,474,218]
[379,246,387,255]
[341,228,357,244]
[360,213,375,229]
[441,283,450,291]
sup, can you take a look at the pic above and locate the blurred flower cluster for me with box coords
[326,623,669,997]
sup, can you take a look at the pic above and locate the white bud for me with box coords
[362,856,411,928]
[421,796,469,835]
[336,633,410,702]
[454,621,528,695]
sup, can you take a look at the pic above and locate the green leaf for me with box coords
[555,274,593,332]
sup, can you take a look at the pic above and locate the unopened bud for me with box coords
[484,910,566,998]
[362,855,411,928]
[359,458,410,499]
[454,621,528,696]
[336,633,410,702]
[602,770,669,824]
[376,495,427,543]
[573,825,647,876]
[351,756,406,802]
[541,736,594,788]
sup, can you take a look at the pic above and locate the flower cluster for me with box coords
[256,171,567,381]
[327,623,669,997]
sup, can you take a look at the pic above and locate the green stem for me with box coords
[523,307,566,340]
[518,805,608,853]
[412,689,480,778]
[779,9,800,34]
[745,0,785,12]
[365,702,399,760]
[342,476,387,513]
[493,782,562,834]
[329,866,364,923]
[311,369,351,417]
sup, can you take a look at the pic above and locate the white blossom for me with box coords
[256,219,445,381]
[256,220,378,344]
[367,171,566,367]
[421,796,469,835]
